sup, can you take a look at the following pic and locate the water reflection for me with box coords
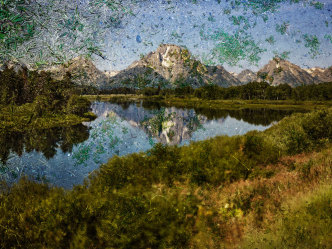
[0,125,89,164]
[0,101,305,188]
[140,107,206,145]
[137,100,305,126]
[192,107,303,126]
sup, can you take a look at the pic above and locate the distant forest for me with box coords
[0,66,93,111]
[102,81,332,101]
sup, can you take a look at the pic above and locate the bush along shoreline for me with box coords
[0,107,331,248]
[0,66,96,132]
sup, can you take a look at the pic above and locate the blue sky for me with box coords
[95,0,332,73]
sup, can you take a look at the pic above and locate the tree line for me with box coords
[101,81,332,101]
[0,66,91,116]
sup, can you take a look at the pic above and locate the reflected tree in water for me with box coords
[0,124,89,164]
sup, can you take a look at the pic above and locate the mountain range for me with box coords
[1,44,331,89]
[107,44,332,88]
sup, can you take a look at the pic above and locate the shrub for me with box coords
[302,109,332,142]
[142,87,160,96]
[243,131,279,164]
[285,126,311,154]
[0,178,199,249]
[33,95,50,117]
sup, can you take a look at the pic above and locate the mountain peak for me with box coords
[109,44,240,89]
[257,58,316,86]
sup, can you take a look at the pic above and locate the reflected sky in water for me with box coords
[1,101,297,188]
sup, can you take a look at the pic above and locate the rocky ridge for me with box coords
[304,67,332,83]
[43,56,109,89]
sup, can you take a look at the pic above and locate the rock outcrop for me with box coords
[305,67,332,83]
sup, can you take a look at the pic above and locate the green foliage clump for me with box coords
[0,0,35,55]
[205,29,266,66]
[265,35,275,45]
[275,22,289,35]
[310,0,324,10]
[324,34,332,44]
[0,0,131,64]
[303,34,321,58]
[0,178,198,249]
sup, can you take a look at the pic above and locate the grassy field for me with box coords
[84,94,332,110]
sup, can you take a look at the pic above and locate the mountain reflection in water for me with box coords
[0,101,304,188]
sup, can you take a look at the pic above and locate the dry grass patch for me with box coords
[187,147,332,248]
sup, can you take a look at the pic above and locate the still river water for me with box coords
[0,101,304,188]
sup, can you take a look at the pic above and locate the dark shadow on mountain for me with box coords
[107,66,169,89]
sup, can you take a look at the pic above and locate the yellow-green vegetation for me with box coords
[151,97,331,111]
[241,185,332,249]
[0,108,331,248]
[86,94,332,111]
[0,96,96,132]
[0,105,93,131]
[97,81,332,101]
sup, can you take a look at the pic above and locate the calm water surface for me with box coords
[0,101,304,188]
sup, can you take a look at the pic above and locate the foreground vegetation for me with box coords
[0,107,331,248]
[0,66,96,132]
[241,184,332,249]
